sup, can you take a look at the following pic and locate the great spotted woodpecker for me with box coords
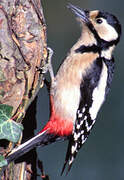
[5,4,121,174]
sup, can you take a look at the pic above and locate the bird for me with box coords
[4,3,121,175]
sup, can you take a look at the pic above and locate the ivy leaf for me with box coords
[0,104,23,143]
[0,155,7,167]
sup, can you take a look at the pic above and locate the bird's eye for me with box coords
[96,18,103,24]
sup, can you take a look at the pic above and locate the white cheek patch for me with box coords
[89,62,108,120]
[97,19,118,42]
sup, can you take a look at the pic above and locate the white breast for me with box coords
[53,85,80,122]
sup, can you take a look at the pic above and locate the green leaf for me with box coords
[0,104,13,124]
[0,104,23,143]
[0,155,8,167]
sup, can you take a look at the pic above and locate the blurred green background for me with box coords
[36,0,124,179]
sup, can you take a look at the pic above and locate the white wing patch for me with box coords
[89,61,108,120]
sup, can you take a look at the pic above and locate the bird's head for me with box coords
[68,4,121,48]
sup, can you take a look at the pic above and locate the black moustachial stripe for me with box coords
[75,40,117,55]
[61,6,121,175]
[75,44,100,54]
[87,22,120,47]
[75,10,121,54]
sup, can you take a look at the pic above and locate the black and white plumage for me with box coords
[61,4,121,173]
[63,57,113,173]
[4,4,121,176]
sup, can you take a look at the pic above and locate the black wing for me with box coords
[61,57,115,174]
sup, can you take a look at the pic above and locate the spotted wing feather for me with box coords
[61,57,104,174]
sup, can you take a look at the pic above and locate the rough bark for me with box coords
[0,0,47,179]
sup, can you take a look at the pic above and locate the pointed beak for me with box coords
[67,4,90,24]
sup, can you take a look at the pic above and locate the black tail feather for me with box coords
[61,135,74,175]
[6,131,58,164]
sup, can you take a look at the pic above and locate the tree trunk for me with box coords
[0,0,47,179]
